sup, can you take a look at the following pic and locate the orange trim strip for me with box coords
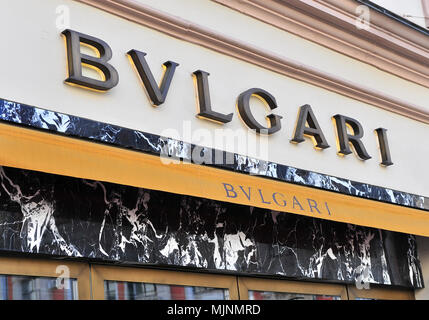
[1,123,428,236]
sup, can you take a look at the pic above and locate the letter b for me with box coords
[62,29,119,91]
[223,183,237,198]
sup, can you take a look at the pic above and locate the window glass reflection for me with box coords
[104,281,229,300]
[248,290,340,300]
[0,275,78,300]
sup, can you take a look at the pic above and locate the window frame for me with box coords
[237,276,348,300]
[347,284,415,300]
[0,256,417,300]
[0,256,90,300]
[90,264,240,300]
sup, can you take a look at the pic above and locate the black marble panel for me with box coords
[0,98,428,211]
[0,166,423,288]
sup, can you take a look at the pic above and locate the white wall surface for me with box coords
[134,0,429,110]
[0,0,429,198]
[371,0,427,27]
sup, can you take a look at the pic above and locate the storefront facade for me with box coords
[0,0,429,300]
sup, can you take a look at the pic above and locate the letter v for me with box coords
[127,49,179,106]
[239,186,251,200]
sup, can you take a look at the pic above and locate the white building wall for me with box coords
[133,0,429,109]
[371,0,427,27]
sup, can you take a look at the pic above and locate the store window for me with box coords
[0,256,416,300]
[104,281,229,300]
[248,290,341,300]
[0,275,78,300]
[347,285,415,300]
[90,265,238,300]
[239,277,347,300]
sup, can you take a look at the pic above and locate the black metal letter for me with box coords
[333,114,371,160]
[291,104,329,149]
[62,29,119,91]
[375,128,393,166]
[193,70,233,124]
[237,88,282,135]
[128,49,179,106]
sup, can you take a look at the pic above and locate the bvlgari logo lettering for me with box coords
[222,183,332,216]
[61,29,393,166]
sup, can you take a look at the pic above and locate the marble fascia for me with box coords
[0,97,427,211]
[0,166,424,289]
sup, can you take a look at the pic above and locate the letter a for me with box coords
[291,104,329,149]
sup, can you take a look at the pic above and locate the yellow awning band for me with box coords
[1,122,428,236]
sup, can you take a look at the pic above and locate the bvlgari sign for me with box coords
[62,29,393,166]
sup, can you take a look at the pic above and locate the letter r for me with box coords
[222,183,237,198]
[62,29,119,91]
